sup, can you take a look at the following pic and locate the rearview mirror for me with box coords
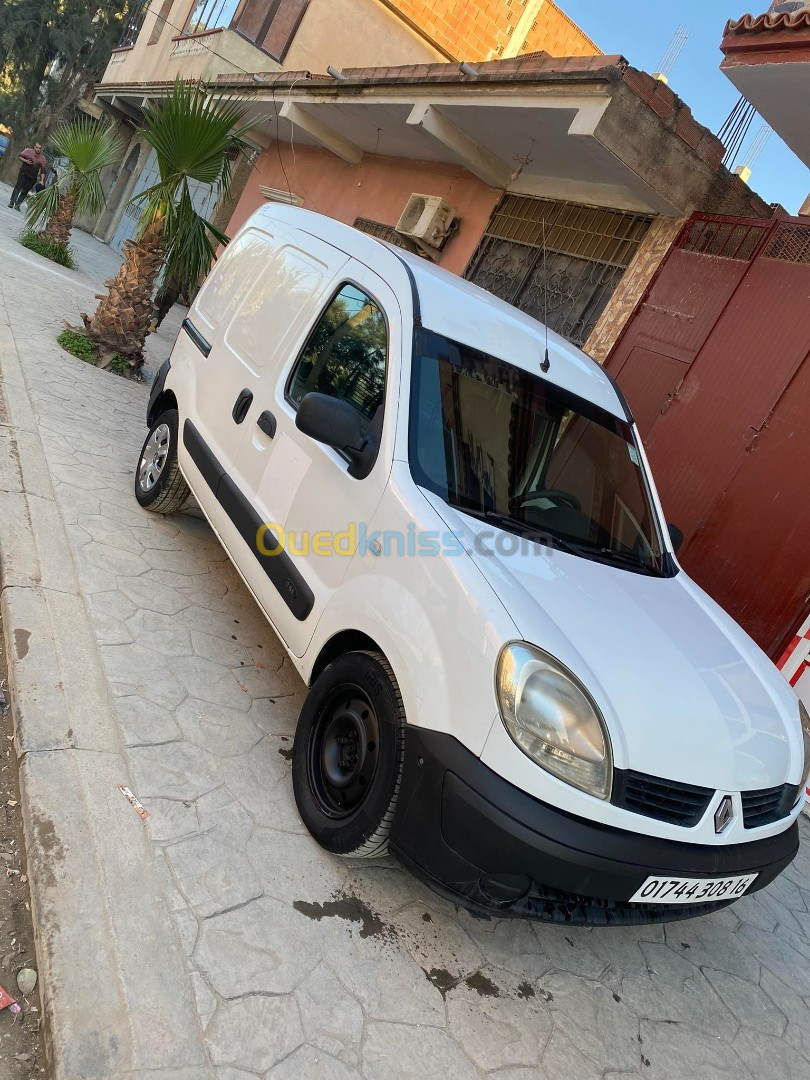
[296,393,376,479]
[667,523,684,554]
[296,392,366,452]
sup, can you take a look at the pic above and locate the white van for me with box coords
[136,205,808,924]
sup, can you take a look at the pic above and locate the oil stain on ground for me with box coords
[293,893,390,940]
[464,970,501,997]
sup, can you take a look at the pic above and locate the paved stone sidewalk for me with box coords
[1,204,810,1079]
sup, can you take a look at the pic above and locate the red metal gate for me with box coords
[607,213,810,659]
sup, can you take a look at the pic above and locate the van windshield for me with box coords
[409,328,671,576]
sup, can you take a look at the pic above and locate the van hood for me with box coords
[427,499,801,793]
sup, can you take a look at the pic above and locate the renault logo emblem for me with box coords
[714,795,734,834]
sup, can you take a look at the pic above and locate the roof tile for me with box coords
[725,10,810,33]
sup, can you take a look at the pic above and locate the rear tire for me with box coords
[134,409,190,514]
[292,651,405,858]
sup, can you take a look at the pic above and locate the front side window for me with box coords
[287,284,387,440]
[410,328,670,575]
[184,0,241,34]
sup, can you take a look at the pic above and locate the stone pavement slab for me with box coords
[1,194,809,1080]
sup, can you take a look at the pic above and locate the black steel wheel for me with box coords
[292,651,405,857]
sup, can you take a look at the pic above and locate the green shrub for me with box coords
[19,230,76,269]
[109,354,129,376]
[57,328,98,364]
[57,329,135,380]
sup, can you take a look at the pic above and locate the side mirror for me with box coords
[296,392,376,479]
[667,523,684,554]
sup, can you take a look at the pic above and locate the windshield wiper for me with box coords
[455,507,582,554]
[585,547,661,575]
[454,507,661,571]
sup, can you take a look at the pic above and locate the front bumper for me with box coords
[389,726,799,925]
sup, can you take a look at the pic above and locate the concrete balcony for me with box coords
[101,27,279,95]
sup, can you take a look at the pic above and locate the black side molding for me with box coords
[182,420,314,622]
[183,419,224,495]
[182,318,212,358]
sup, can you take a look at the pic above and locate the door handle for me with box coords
[232,389,253,424]
[257,410,277,439]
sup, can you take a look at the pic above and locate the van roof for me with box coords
[252,204,627,420]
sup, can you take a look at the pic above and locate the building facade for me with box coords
[194,55,771,362]
[88,0,599,249]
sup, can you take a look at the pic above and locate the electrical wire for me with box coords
[284,74,323,212]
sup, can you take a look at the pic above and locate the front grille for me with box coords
[612,769,714,827]
[741,784,801,829]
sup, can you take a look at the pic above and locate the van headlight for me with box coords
[496,643,612,800]
[801,702,810,790]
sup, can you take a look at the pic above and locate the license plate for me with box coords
[629,872,758,905]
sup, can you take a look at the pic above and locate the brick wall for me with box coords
[384,0,600,62]
[522,0,600,58]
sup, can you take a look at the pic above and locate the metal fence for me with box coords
[465,195,653,347]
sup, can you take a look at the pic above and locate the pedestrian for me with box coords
[8,142,47,210]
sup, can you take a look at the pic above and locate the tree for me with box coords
[25,116,123,246]
[0,0,130,182]
[82,80,251,369]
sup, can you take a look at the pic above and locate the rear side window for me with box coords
[287,283,387,434]
[225,245,327,371]
[195,229,272,329]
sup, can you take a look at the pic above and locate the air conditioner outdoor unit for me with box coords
[395,194,457,251]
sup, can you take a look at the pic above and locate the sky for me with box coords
[562,0,809,213]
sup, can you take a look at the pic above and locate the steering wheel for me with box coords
[521,488,582,512]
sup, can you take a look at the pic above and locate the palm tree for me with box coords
[26,117,123,247]
[82,80,250,369]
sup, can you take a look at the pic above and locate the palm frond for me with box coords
[140,79,250,189]
[50,116,124,179]
[25,183,60,231]
[74,170,107,220]
[122,80,252,286]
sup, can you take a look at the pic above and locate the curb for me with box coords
[0,311,211,1077]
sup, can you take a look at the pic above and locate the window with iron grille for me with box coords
[180,0,310,59]
[184,0,241,34]
[465,195,653,348]
[118,0,149,47]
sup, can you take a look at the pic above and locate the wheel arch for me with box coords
[147,388,178,429]
[308,629,383,686]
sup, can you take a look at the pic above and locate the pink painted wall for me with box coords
[226,143,501,276]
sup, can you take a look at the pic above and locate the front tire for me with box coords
[135,409,190,513]
[292,651,405,858]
